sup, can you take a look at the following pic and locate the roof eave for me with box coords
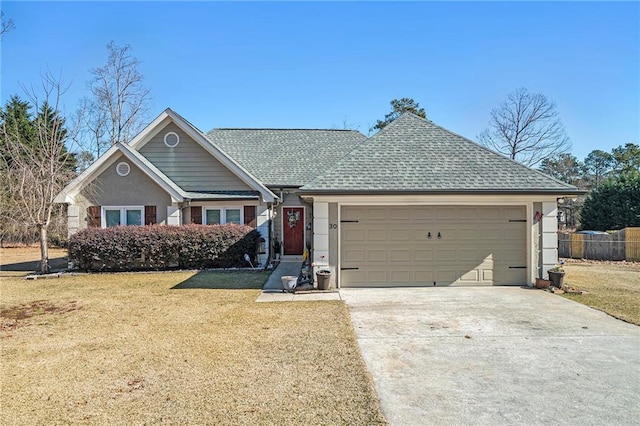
[297,188,586,196]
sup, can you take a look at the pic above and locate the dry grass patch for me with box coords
[0,271,385,425]
[562,262,640,325]
[0,246,68,276]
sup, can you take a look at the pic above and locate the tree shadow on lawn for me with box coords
[171,270,271,290]
[0,256,68,272]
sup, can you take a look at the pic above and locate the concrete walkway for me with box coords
[256,259,341,302]
[342,287,640,426]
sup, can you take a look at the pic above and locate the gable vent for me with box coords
[116,161,131,177]
[164,131,180,148]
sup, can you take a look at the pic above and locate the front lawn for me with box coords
[562,261,640,326]
[0,271,385,424]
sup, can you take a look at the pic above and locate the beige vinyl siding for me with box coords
[75,153,171,230]
[340,205,527,287]
[139,123,252,191]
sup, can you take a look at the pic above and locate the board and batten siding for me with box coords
[139,123,253,192]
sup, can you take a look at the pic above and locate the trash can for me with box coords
[316,269,331,290]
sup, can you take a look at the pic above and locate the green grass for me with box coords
[0,271,385,425]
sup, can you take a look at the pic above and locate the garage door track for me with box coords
[341,287,640,425]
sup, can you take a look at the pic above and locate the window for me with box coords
[102,206,144,227]
[226,209,241,224]
[206,209,221,225]
[164,131,180,148]
[203,207,243,225]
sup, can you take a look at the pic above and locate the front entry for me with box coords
[283,207,304,255]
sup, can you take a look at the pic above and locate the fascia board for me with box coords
[53,144,121,203]
[116,143,184,203]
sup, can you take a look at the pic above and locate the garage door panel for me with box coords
[390,270,411,282]
[414,249,434,261]
[390,249,411,262]
[415,269,434,282]
[504,207,526,220]
[389,209,410,220]
[341,206,526,287]
[459,269,480,282]
[435,249,456,261]
[365,208,388,220]
[343,229,365,241]
[458,249,481,261]
[367,249,388,262]
[437,270,457,282]
[502,249,526,262]
[503,228,525,240]
[343,248,365,263]
[367,229,387,240]
[390,229,414,240]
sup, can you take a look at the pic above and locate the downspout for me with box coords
[178,199,192,225]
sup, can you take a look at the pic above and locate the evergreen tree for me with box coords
[0,95,36,169]
[580,172,640,231]
[371,98,427,132]
[584,149,614,188]
[35,101,77,172]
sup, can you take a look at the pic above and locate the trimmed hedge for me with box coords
[68,224,260,272]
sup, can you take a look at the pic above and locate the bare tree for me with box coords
[1,12,15,37]
[478,88,571,167]
[1,73,76,273]
[77,41,151,159]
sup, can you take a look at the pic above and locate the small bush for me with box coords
[69,224,260,272]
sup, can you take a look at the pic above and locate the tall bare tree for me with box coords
[77,41,151,159]
[1,73,76,273]
[478,88,571,167]
[1,11,15,37]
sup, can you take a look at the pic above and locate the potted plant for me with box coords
[548,262,565,288]
[535,277,551,289]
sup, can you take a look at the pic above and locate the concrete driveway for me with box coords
[341,287,640,425]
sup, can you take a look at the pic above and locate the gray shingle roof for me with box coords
[206,128,366,187]
[301,113,580,193]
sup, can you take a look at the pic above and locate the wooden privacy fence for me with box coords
[558,228,640,261]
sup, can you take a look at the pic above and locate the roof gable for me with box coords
[54,142,185,203]
[56,109,277,204]
[132,109,276,202]
[301,112,580,194]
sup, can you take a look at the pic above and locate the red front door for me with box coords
[283,207,304,255]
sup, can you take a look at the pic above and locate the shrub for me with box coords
[68,224,260,272]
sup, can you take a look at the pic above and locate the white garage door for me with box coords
[340,206,527,287]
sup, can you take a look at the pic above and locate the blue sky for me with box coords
[1,1,638,161]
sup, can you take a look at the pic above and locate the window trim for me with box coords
[203,207,244,225]
[164,131,180,148]
[101,206,145,227]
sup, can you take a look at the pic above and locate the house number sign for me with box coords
[329,223,338,229]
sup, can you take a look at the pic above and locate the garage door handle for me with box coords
[509,266,527,269]
[340,267,359,271]
[341,220,359,223]
[509,219,526,222]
